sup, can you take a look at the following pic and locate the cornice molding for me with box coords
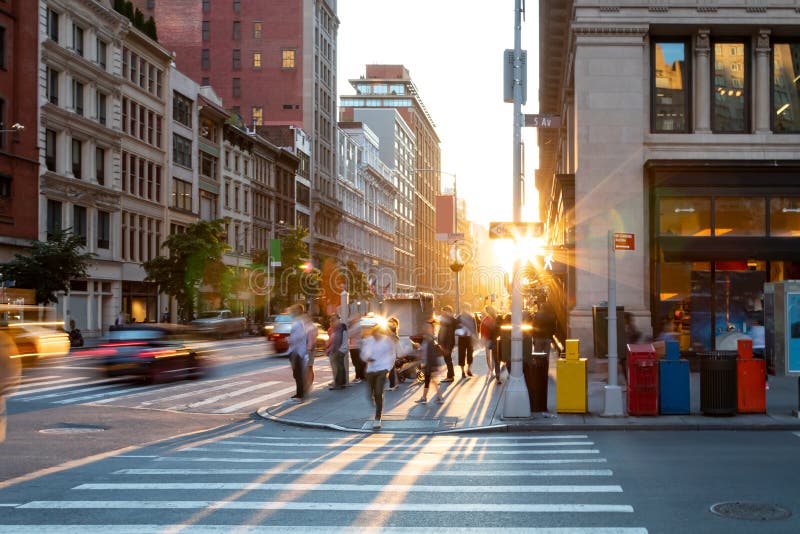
[572,24,649,37]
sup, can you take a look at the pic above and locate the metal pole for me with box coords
[503,0,532,418]
[602,230,624,416]
[454,174,459,316]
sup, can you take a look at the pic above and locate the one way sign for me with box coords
[489,221,544,240]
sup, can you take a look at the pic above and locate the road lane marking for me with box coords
[182,447,601,456]
[137,380,254,406]
[168,382,282,410]
[242,434,591,441]
[19,382,128,401]
[16,375,61,385]
[155,456,608,465]
[13,376,86,390]
[15,501,635,513]
[0,526,649,533]
[212,440,595,449]
[212,385,297,414]
[75,482,623,493]
[10,377,124,398]
[53,383,166,404]
[113,468,614,477]
[89,375,243,404]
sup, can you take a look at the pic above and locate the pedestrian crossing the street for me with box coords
[10,356,332,415]
[0,433,649,532]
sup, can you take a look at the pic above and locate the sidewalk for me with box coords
[257,349,800,434]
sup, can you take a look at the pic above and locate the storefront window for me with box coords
[714,197,765,236]
[773,43,800,133]
[770,198,800,236]
[652,41,689,132]
[659,197,711,236]
[712,41,748,133]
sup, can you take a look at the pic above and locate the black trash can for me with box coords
[498,325,532,369]
[592,305,625,358]
[699,351,737,416]
[522,352,549,412]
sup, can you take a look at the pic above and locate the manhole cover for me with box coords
[710,502,792,521]
[39,424,106,435]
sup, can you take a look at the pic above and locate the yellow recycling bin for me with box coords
[556,338,588,413]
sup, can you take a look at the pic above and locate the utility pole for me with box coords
[503,0,532,418]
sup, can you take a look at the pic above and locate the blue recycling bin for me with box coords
[659,340,690,415]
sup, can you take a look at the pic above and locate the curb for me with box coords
[256,405,800,434]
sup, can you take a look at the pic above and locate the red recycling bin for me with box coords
[736,338,765,413]
[627,344,658,416]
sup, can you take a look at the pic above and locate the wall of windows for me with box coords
[773,42,800,133]
[712,40,749,133]
[121,151,163,202]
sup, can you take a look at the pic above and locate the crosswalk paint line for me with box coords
[213,440,595,449]
[89,375,244,405]
[137,380,256,406]
[10,377,126,398]
[16,375,62,385]
[213,385,297,414]
[0,526,650,533]
[242,434,591,442]
[75,482,623,493]
[19,382,128,401]
[167,382,282,410]
[182,447,601,456]
[13,376,86,391]
[155,456,608,465]
[52,383,167,404]
[15,501,636,513]
[112,468,615,477]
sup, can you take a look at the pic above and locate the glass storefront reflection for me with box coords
[773,43,800,133]
[659,197,711,236]
[653,41,687,132]
[714,197,765,236]
[713,42,747,132]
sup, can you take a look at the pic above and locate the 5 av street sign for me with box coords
[524,114,561,128]
[489,221,544,239]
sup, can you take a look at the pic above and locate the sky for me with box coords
[336,1,541,228]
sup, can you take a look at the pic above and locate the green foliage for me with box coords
[143,17,158,40]
[0,229,94,304]
[123,1,134,19]
[143,219,230,323]
[343,261,371,301]
[272,226,319,310]
[133,8,145,27]
[112,1,158,42]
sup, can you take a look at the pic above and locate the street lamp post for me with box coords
[449,244,465,315]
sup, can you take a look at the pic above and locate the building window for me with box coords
[233,21,240,40]
[47,67,59,105]
[200,152,217,178]
[659,197,711,236]
[773,42,800,133]
[202,0,210,12]
[47,9,59,42]
[233,77,241,97]
[651,40,689,133]
[224,181,230,208]
[72,80,84,116]
[233,0,240,12]
[714,197,766,236]
[172,134,192,168]
[97,211,110,249]
[71,139,82,178]
[96,92,107,125]
[46,199,62,240]
[251,106,263,126]
[202,20,210,41]
[95,147,105,185]
[233,49,240,70]
[172,178,192,211]
[253,22,262,39]
[73,205,87,245]
[252,52,261,68]
[72,25,83,56]
[712,40,749,133]
[201,76,210,86]
[173,91,192,128]
[201,48,210,70]
[96,38,107,69]
[282,49,296,69]
[45,130,57,172]
[0,175,10,198]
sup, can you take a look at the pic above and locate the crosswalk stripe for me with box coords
[89,375,244,405]
[213,385,297,414]
[166,382,282,410]
[0,526,649,533]
[74,482,623,493]
[137,380,254,406]
[53,383,168,404]
[214,440,595,449]
[15,501,635,512]
[20,382,128,401]
[154,456,608,465]
[182,447,601,456]
[11,378,127,399]
[242,434,590,442]
[16,375,61,385]
[112,468,614,477]
[14,376,86,390]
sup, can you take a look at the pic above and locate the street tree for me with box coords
[143,219,230,322]
[272,226,319,311]
[342,260,372,302]
[0,229,94,304]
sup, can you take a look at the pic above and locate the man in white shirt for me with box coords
[287,304,308,402]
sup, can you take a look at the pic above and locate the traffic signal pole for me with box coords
[503,0,532,418]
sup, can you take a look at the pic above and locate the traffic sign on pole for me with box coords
[489,221,544,239]
[613,232,635,251]
[524,114,562,128]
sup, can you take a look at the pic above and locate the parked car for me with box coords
[8,323,70,367]
[190,310,246,338]
[88,324,205,384]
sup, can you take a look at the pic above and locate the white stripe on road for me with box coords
[113,468,614,477]
[166,382,282,410]
[76,482,622,493]
[10,377,124,398]
[212,385,297,414]
[214,440,595,449]
[53,383,166,404]
[19,382,128,401]
[137,380,254,406]
[155,456,608,465]
[89,375,242,405]
[240,434,590,442]
[13,376,86,391]
[15,501,635,513]
[16,375,62,385]
[0,526,649,533]
[182,447,601,456]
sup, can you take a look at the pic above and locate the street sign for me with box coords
[447,232,465,242]
[524,114,562,128]
[613,232,635,251]
[489,221,544,239]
